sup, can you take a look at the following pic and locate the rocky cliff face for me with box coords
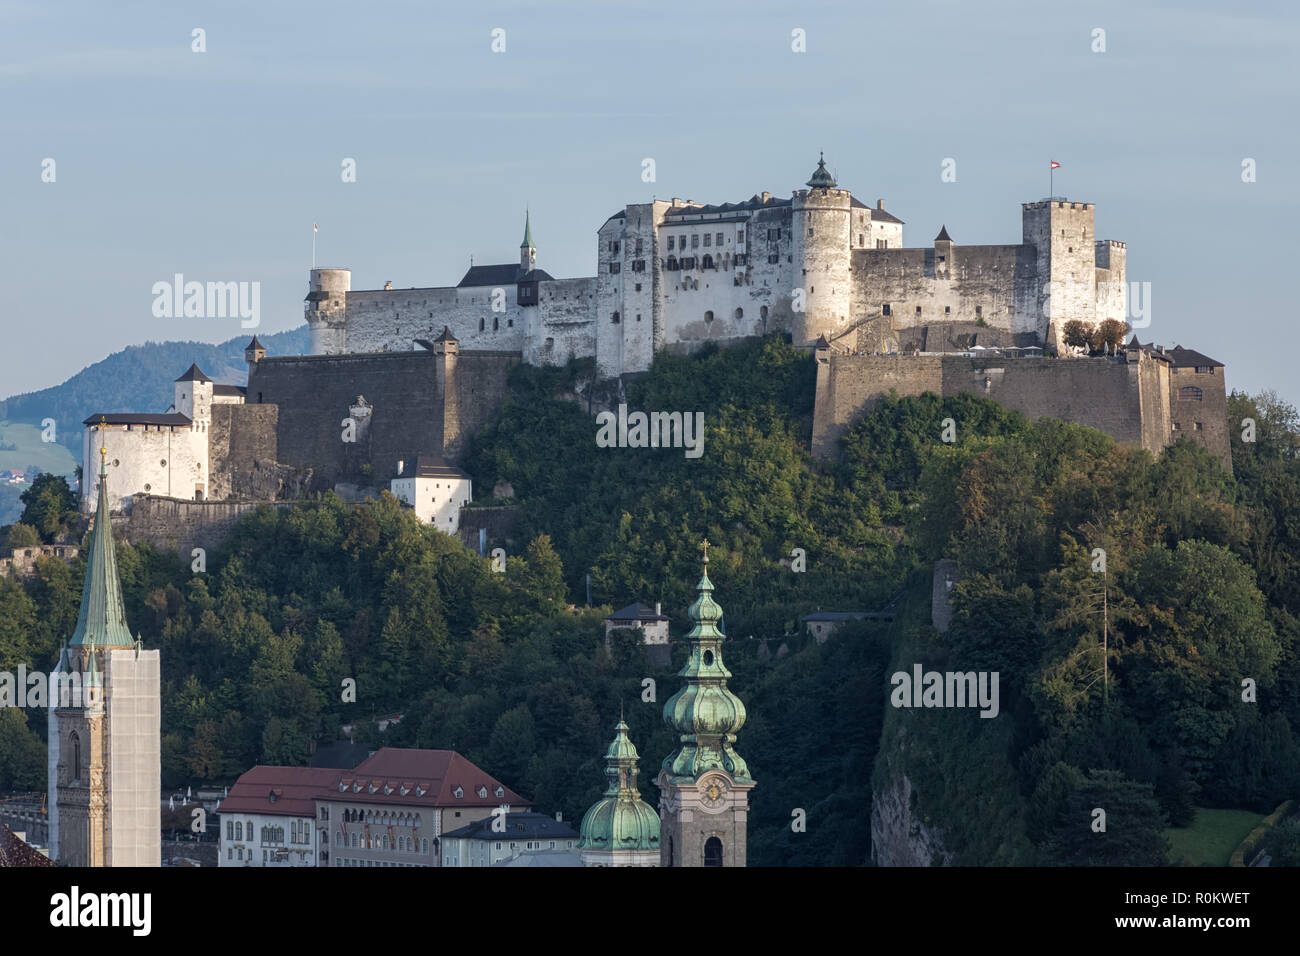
[870,771,953,867]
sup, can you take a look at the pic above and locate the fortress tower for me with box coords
[520,210,537,273]
[306,268,351,355]
[792,154,853,346]
[1022,200,1098,351]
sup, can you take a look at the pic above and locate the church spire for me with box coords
[69,431,134,648]
[520,209,537,273]
[661,539,750,784]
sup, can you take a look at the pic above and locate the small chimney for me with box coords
[555,811,562,822]
[877,199,884,209]
[655,601,661,616]
[761,191,771,202]
[397,459,405,476]
[384,280,393,290]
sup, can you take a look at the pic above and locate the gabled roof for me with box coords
[332,748,529,808]
[1168,346,1224,369]
[457,263,523,287]
[607,602,669,622]
[219,766,343,818]
[213,385,246,397]
[174,363,212,383]
[518,268,554,282]
[0,823,54,867]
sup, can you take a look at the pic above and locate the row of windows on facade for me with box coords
[660,254,749,272]
[879,304,979,317]
[335,832,431,853]
[225,819,312,845]
[614,305,766,325]
[336,859,422,866]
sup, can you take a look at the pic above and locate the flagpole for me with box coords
[312,224,316,269]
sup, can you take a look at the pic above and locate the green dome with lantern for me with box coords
[661,540,751,784]
[578,718,661,854]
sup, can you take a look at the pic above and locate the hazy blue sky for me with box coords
[2,0,1297,403]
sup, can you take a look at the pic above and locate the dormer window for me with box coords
[477,786,488,799]
[454,786,463,799]
[495,786,504,798]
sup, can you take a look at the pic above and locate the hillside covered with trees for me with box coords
[2,335,1298,865]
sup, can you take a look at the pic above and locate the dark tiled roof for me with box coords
[518,268,554,282]
[935,225,953,242]
[607,602,668,622]
[870,206,904,224]
[1168,346,1224,368]
[175,363,212,383]
[400,456,470,480]
[0,823,53,867]
[457,263,523,287]
[213,385,246,397]
[664,194,793,219]
[246,335,264,350]
[442,811,578,842]
[84,413,192,426]
[434,326,458,343]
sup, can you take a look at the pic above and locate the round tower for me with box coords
[791,154,853,346]
[306,268,351,355]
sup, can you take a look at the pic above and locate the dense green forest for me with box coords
[2,334,1298,865]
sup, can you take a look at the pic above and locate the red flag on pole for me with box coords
[1050,161,1061,170]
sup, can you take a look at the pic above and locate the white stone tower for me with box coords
[792,154,853,347]
[1021,200,1098,351]
[306,268,351,355]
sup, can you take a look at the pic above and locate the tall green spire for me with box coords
[661,541,751,783]
[578,716,661,855]
[69,433,134,648]
[520,209,535,250]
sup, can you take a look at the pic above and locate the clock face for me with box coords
[702,779,727,808]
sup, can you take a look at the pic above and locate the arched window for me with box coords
[479,318,485,331]
[666,835,674,867]
[704,310,714,323]
[760,305,769,320]
[1179,386,1203,402]
[734,307,743,319]
[704,836,724,867]
[611,311,620,324]
[70,732,80,782]
[335,832,342,847]
[701,254,715,270]
[235,822,243,841]
[493,317,499,331]
[423,839,429,854]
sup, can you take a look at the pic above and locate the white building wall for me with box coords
[218,810,317,867]
[391,475,471,532]
[82,423,208,513]
[104,648,160,868]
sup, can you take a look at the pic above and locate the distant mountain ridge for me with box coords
[0,326,309,454]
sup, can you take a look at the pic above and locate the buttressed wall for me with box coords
[246,347,518,488]
[811,346,1231,471]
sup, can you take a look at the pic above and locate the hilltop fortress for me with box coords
[81,156,1231,531]
[304,154,1128,373]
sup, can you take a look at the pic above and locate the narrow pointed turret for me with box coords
[69,443,134,648]
[520,209,537,273]
[578,716,661,867]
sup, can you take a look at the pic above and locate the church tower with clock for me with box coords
[657,541,755,866]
